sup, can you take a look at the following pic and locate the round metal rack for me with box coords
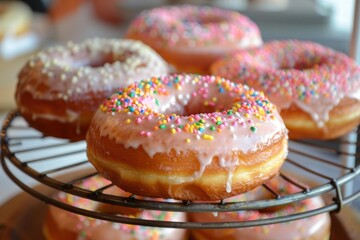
[1,110,360,229]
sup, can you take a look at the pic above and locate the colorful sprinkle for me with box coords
[127,5,261,48]
[53,175,184,239]
[211,40,360,126]
[203,134,214,140]
[99,74,279,143]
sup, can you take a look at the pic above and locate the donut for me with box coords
[126,5,262,74]
[0,1,32,40]
[15,38,169,141]
[86,74,288,201]
[211,40,360,139]
[189,176,331,240]
[43,175,187,240]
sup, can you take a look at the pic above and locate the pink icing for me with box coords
[211,40,360,127]
[91,74,287,187]
[126,5,262,50]
[190,177,331,240]
[48,175,187,240]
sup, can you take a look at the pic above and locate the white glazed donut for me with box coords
[15,38,169,140]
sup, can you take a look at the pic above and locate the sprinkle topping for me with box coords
[211,40,360,125]
[53,175,185,239]
[126,5,261,47]
[99,74,278,142]
[207,177,328,237]
[93,74,286,185]
[18,38,169,101]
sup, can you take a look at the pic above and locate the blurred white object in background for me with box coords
[0,32,40,60]
[0,1,46,60]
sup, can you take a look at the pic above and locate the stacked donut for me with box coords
[43,175,188,240]
[189,176,331,240]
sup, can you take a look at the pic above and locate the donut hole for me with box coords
[182,90,234,115]
[63,54,115,69]
[88,55,116,68]
[278,55,326,71]
[72,50,138,68]
[279,61,319,71]
[198,16,225,25]
[183,15,226,26]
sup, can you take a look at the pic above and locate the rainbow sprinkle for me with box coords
[212,40,360,103]
[126,5,261,47]
[99,74,277,142]
[54,175,184,239]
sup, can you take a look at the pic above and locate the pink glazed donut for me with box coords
[43,175,187,240]
[126,5,262,74]
[86,74,288,201]
[189,176,331,240]
[211,40,360,139]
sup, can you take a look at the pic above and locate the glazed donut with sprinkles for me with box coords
[211,40,360,139]
[86,74,288,201]
[126,5,262,74]
[15,38,169,141]
[189,176,331,240]
[43,175,187,240]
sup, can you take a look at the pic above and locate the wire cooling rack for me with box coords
[1,110,360,229]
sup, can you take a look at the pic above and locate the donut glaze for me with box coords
[211,40,360,139]
[15,38,169,141]
[86,74,288,200]
[126,5,262,74]
[43,175,187,240]
[189,176,331,240]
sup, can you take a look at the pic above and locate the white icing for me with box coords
[22,107,79,123]
[17,38,169,101]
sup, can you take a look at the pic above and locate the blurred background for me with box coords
[0,1,359,234]
[0,0,357,112]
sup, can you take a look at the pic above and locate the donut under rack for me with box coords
[1,110,360,229]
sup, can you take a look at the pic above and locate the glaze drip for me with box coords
[93,74,287,183]
[211,40,360,127]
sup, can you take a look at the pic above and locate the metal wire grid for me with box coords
[1,110,360,228]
